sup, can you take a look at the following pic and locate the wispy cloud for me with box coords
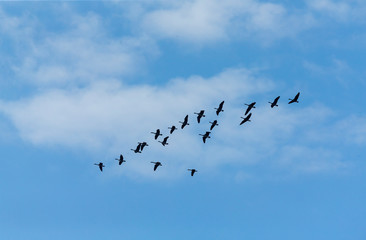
[141,0,315,44]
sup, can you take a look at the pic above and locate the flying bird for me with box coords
[151,129,162,140]
[131,143,142,153]
[194,110,205,123]
[158,136,169,146]
[215,101,224,116]
[151,161,162,171]
[244,102,256,115]
[94,162,105,172]
[115,154,126,165]
[138,142,149,151]
[179,115,189,129]
[188,169,198,176]
[209,120,218,130]
[240,113,252,125]
[168,125,177,134]
[269,96,280,108]
[288,92,300,104]
[199,131,211,143]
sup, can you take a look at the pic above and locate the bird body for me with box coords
[199,131,211,143]
[194,110,205,123]
[115,154,126,165]
[188,169,197,176]
[288,92,300,104]
[209,120,218,130]
[138,142,149,151]
[168,125,177,134]
[94,162,105,172]
[240,113,252,125]
[215,101,225,116]
[179,115,189,129]
[151,129,162,140]
[131,143,142,153]
[151,161,162,171]
[269,96,280,108]
[158,136,169,146]
[244,102,256,115]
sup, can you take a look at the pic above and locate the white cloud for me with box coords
[141,0,315,44]
[1,8,157,87]
[306,0,366,22]
[307,0,351,20]
[0,67,350,179]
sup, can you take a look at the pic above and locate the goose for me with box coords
[151,129,162,140]
[188,169,198,176]
[215,101,224,116]
[269,96,280,108]
[288,92,300,104]
[115,154,126,165]
[240,113,252,125]
[244,102,256,115]
[194,110,205,123]
[151,161,162,171]
[179,115,189,129]
[158,136,169,146]
[199,131,211,143]
[209,120,218,130]
[94,162,105,172]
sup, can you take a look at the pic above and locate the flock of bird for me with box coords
[94,92,301,176]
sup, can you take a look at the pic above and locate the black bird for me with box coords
[94,162,105,172]
[194,110,205,123]
[209,120,218,130]
[151,161,162,171]
[215,101,224,116]
[269,96,280,108]
[151,129,162,140]
[188,169,197,176]
[115,154,126,165]
[138,142,149,151]
[131,143,142,153]
[240,113,252,125]
[179,115,189,129]
[244,102,256,115]
[288,92,300,104]
[199,131,211,143]
[158,136,169,146]
[168,125,177,134]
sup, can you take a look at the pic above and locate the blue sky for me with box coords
[1,1,366,239]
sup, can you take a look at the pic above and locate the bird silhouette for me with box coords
[244,102,256,115]
[240,113,252,125]
[168,125,177,134]
[209,120,218,130]
[215,101,224,116]
[179,115,189,129]
[151,161,162,171]
[138,142,149,151]
[194,110,205,123]
[151,129,162,140]
[115,154,126,165]
[94,162,105,172]
[199,131,211,143]
[187,169,197,176]
[269,96,280,108]
[158,136,169,146]
[288,92,300,104]
[131,143,142,153]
